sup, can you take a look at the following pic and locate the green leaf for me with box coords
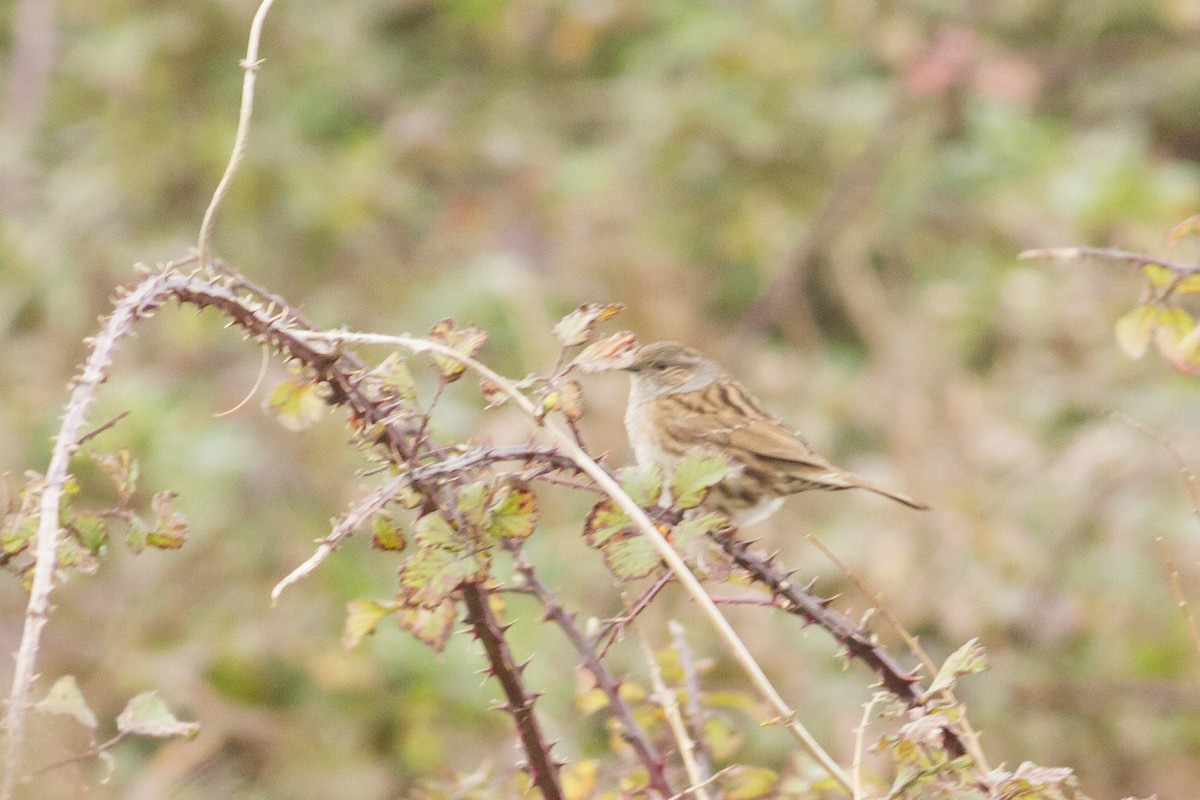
[266,377,326,431]
[672,510,733,579]
[701,715,743,760]
[569,330,639,374]
[2,515,37,556]
[428,319,488,382]
[1153,307,1194,357]
[599,530,662,580]
[35,675,98,729]
[116,691,200,739]
[395,599,457,652]
[369,352,417,402]
[371,516,407,551]
[552,303,625,347]
[71,513,108,553]
[94,449,138,502]
[343,598,397,650]
[145,491,187,550]
[927,638,988,696]
[669,450,739,510]
[456,481,493,529]
[617,463,663,508]
[582,499,633,549]
[485,481,537,540]
[1114,305,1157,359]
[722,766,778,800]
[398,513,490,607]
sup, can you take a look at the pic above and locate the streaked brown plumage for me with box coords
[622,341,928,525]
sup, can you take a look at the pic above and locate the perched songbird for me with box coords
[622,341,928,526]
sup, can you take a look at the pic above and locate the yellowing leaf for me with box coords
[369,352,417,402]
[553,303,625,347]
[94,450,138,502]
[428,319,488,382]
[343,598,395,650]
[266,377,326,431]
[398,513,490,607]
[35,675,98,729]
[1143,264,1175,287]
[1153,307,1194,357]
[1167,214,1200,244]
[569,331,639,374]
[562,759,600,800]
[1114,305,1157,359]
[486,481,537,540]
[396,599,456,652]
[575,687,609,714]
[146,491,187,550]
[1167,325,1200,374]
[116,691,200,740]
[722,766,778,800]
[371,515,407,551]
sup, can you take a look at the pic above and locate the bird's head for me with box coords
[623,341,721,397]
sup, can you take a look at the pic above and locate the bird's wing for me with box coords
[656,384,834,470]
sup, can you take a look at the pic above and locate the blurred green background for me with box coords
[4,0,1200,797]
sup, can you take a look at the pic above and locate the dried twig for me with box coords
[637,631,709,800]
[197,0,277,266]
[1155,537,1200,657]
[1019,246,1200,277]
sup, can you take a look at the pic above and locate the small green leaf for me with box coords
[94,450,138,502]
[2,515,37,555]
[702,716,743,760]
[266,377,326,431]
[1153,307,1193,356]
[722,766,778,800]
[126,516,148,553]
[582,500,633,548]
[428,319,488,382]
[927,638,988,696]
[145,491,187,550]
[552,303,625,347]
[599,531,661,580]
[395,599,457,652]
[485,481,537,540]
[116,691,200,739]
[670,450,739,510]
[371,516,407,551]
[671,510,733,579]
[369,352,417,402]
[1114,305,1157,359]
[456,482,493,530]
[569,330,639,374]
[35,676,98,729]
[71,513,108,554]
[343,598,397,650]
[397,513,490,607]
[617,463,663,508]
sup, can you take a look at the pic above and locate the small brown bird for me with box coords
[622,341,928,525]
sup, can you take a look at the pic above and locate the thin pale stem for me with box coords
[196,0,277,266]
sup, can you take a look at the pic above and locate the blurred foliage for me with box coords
[4,0,1200,798]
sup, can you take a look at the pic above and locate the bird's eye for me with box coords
[653,361,669,371]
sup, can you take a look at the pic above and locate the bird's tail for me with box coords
[829,471,930,511]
